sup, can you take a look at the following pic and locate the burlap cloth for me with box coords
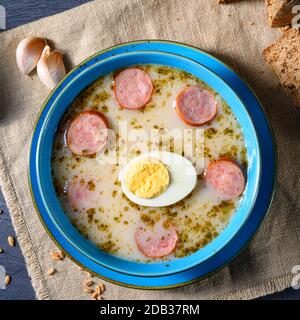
[0,0,300,300]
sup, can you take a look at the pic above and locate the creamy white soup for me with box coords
[51,65,247,262]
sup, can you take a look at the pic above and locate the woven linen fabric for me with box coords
[0,0,299,300]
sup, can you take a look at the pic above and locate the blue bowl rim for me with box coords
[29,51,260,276]
[27,39,276,289]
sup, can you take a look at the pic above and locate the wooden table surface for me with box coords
[0,0,299,300]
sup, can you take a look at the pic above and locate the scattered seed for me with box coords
[83,279,94,287]
[0,209,3,214]
[0,248,3,253]
[50,252,62,261]
[47,268,56,276]
[84,287,94,294]
[85,271,94,278]
[91,291,98,299]
[95,285,101,295]
[8,236,15,247]
[5,275,11,285]
[99,283,106,293]
[59,250,65,260]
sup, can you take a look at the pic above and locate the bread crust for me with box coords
[263,28,300,109]
[266,0,300,27]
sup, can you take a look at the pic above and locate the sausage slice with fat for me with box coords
[66,110,109,156]
[66,176,99,211]
[135,221,178,258]
[175,85,217,126]
[206,158,245,199]
[114,68,153,110]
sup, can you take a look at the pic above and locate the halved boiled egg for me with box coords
[119,151,197,207]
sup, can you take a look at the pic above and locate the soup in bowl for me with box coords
[33,51,261,276]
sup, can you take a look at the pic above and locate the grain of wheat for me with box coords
[83,279,94,287]
[85,271,94,278]
[91,291,98,299]
[84,287,94,294]
[8,236,15,246]
[59,250,65,260]
[5,275,11,285]
[50,252,62,261]
[99,283,105,293]
[95,285,101,295]
[47,268,56,276]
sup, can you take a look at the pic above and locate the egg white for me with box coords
[119,151,197,207]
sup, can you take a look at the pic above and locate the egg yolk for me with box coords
[125,158,170,199]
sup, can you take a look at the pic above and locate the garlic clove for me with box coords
[16,37,47,74]
[37,45,66,90]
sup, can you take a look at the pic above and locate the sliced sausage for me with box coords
[175,85,217,126]
[135,220,178,258]
[114,67,153,109]
[66,110,109,156]
[66,176,98,211]
[206,158,245,198]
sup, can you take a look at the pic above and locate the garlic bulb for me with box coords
[37,45,66,90]
[16,37,46,74]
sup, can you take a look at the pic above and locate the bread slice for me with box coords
[263,28,300,108]
[266,0,300,27]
